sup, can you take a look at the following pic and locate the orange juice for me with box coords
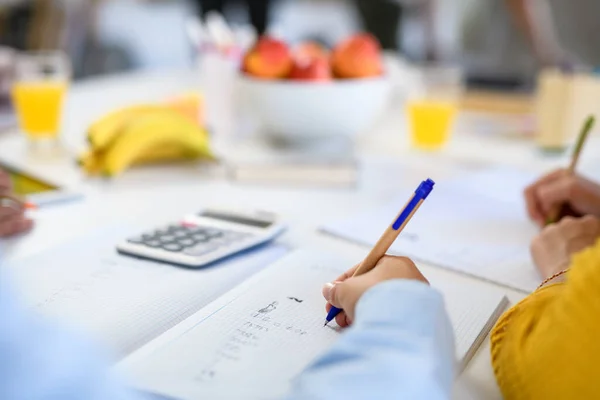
[407,100,457,150]
[11,81,67,138]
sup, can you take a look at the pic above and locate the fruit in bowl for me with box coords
[289,57,332,81]
[238,34,389,141]
[242,37,293,79]
[292,41,329,63]
[289,41,332,81]
[241,34,384,81]
[331,34,383,79]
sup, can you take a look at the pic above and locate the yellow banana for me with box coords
[133,143,191,164]
[87,104,165,150]
[102,112,213,177]
[79,144,193,176]
[77,150,104,175]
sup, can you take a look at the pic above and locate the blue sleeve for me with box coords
[286,280,455,400]
[0,271,148,400]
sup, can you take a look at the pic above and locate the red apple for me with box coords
[331,33,383,79]
[242,36,293,79]
[292,41,329,62]
[289,57,332,81]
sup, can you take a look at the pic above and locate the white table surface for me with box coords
[1,69,600,400]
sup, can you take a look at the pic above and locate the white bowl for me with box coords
[237,75,391,143]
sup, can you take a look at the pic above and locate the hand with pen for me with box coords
[525,168,600,280]
[322,256,428,327]
[524,169,600,227]
[0,168,33,238]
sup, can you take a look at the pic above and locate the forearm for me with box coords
[506,0,537,52]
[505,0,562,64]
[287,280,455,400]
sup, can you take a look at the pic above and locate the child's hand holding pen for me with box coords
[0,168,34,237]
[322,256,429,327]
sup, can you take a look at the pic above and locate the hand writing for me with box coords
[322,256,428,327]
[524,169,600,227]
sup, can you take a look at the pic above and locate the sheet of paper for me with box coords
[8,225,288,357]
[119,249,507,400]
[322,167,541,292]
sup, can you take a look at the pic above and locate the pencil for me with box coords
[545,115,595,225]
[324,178,435,326]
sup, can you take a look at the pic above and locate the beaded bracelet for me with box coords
[537,268,569,290]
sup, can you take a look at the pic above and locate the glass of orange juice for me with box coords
[11,51,70,144]
[407,66,463,150]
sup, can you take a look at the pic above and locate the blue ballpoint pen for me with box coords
[324,178,435,327]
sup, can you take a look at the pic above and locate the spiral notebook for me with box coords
[118,249,508,400]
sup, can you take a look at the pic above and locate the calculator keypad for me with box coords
[127,224,252,255]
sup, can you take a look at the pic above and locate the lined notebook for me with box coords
[8,225,288,357]
[118,249,507,400]
[321,168,541,292]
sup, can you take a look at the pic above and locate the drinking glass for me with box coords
[407,66,463,150]
[11,51,71,143]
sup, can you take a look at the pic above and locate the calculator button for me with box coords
[191,233,209,242]
[173,230,189,238]
[162,243,183,252]
[144,239,162,248]
[159,234,176,243]
[185,226,206,234]
[207,231,223,238]
[184,243,219,256]
[178,238,196,247]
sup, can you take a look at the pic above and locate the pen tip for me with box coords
[323,321,329,327]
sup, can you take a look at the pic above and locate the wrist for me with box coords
[538,268,569,289]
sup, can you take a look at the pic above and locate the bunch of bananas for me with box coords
[78,100,214,177]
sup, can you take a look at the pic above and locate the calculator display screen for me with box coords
[200,211,273,228]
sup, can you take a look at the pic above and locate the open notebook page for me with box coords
[119,249,507,400]
[322,168,541,292]
[8,225,288,357]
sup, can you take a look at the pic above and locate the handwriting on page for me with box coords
[196,299,314,383]
[122,250,507,400]
[125,256,347,399]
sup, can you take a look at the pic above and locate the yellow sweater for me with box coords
[491,239,600,399]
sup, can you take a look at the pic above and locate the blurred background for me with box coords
[0,0,573,82]
[2,0,598,182]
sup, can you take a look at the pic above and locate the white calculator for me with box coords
[117,208,286,268]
